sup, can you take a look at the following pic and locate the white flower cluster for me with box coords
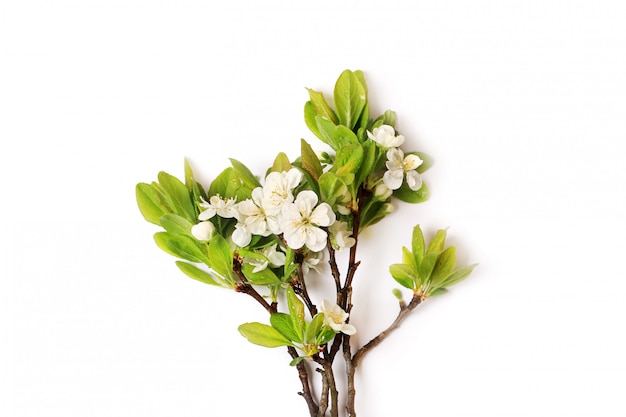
[368,125,423,191]
[191,168,356,264]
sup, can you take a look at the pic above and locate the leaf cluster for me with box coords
[390,225,477,297]
[238,287,336,365]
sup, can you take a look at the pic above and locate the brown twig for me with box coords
[352,294,423,368]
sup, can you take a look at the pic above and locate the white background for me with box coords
[1,1,625,416]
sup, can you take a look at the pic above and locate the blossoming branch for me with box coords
[136,69,476,417]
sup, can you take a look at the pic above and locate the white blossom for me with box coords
[320,300,356,335]
[373,183,393,201]
[261,168,303,215]
[329,221,355,249]
[279,190,336,252]
[198,195,238,220]
[302,250,323,275]
[231,222,252,247]
[383,148,423,191]
[237,187,280,236]
[190,221,215,241]
[367,125,405,149]
[246,243,286,273]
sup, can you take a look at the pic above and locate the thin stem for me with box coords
[295,262,317,316]
[233,257,318,416]
[352,294,423,368]
[316,367,329,417]
[314,355,339,417]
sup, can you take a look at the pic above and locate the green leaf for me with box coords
[304,101,323,141]
[393,181,429,204]
[207,234,233,279]
[160,213,193,236]
[412,225,425,267]
[175,261,223,287]
[306,313,325,345]
[418,252,439,286]
[272,152,292,173]
[270,312,301,343]
[401,246,417,270]
[331,125,359,149]
[136,183,169,225]
[355,139,378,186]
[241,263,282,285]
[286,286,305,334]
[300,139,323,182]
[389,263,417,290]
[428,229,448,254]
[209,167,252,201]
[229,158,261,189]
[429,288,448,297]
[333,143,363,181]
[430,246,457,288]
[157,171,196,222]
[319,172,346,207]
[307,88,338,124]
[334,69,367,130]
[153,232,208,263]
[439,264,478,288]
[184,159,207,205]
[238,322,293,348]
[289,356,305,366]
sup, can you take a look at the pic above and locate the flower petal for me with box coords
[383,169,404,190]
[405,170,423,191]
[310,203,336,227]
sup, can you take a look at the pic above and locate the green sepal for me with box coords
[300,139,323,182]
[270,312,302,343]
[334,69,367,130]
[175,261,223,287]
[229,158,261,189]
[238,322,293,348]
[393,181,429,204]
[153,232,209,264]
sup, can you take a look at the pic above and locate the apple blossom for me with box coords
[383,148,423,191]
[367,124,405,148]
[198,195,238,220]
[279,190,336,252]
[320,300,356,335]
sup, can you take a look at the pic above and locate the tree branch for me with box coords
[352,295,423,368]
